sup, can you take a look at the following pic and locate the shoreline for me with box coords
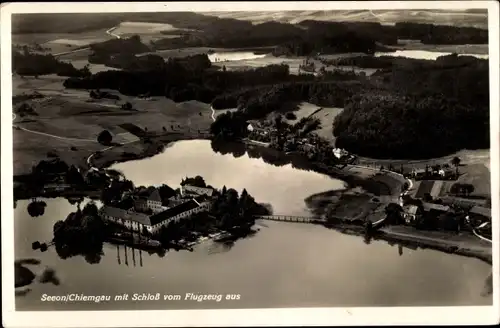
[14,134,491,265]
[320,222,492,265]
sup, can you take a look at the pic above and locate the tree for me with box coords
[65,165,85,185]
[121,102,133,110]
[385,203,403,225]
[451,156,461,175]
[451,156,461,167]
[97,130,113,145]
[80,64,91,78]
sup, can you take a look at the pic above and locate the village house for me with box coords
[247,121,269,138]
[332,148,348,159]
[403,205,423,224]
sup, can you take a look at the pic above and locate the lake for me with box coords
[14,140,492,310]
[375,49,489,60]
[208,52,268,63]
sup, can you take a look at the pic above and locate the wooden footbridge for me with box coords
[255,214,325,224]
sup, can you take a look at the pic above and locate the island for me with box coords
[27,174,271,263]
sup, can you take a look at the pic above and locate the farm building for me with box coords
[403,205,423,224]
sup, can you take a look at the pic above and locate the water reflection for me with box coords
[38,268,60,286]
[481,272,493,297]
[210,139,395,197]
[375,50,489,60]
[14,139,494,308]
[27,200,46,217]
[15,258,61,297]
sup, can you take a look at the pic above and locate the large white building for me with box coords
[99,190,213,235]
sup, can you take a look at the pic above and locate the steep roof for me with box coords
[136,187,162,202]
[99,206,151,226]
[149,199,200,225]
[423,202,450,212]
[182,184,214,196]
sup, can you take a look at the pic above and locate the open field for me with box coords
[56,48,93,60]
[13,129,103,176]
[310,106,343,144]
[201,10,488,29]
[283,102,322,123]
[282,102,343,146]
[112,21,185,37]
[12,29,111,55]
[357,148,490,169]
[407,162,491,201]
[12,72,213,175]
[441,163,491,198]
[70,59,121,74]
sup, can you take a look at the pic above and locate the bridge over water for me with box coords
[255,214,325,224]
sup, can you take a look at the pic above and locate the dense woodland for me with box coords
[13,12,490,160]
[12,49,90,77]
[333,92,488,158]
[58,46,490,159]
[13,13,486,58]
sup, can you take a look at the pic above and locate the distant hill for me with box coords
[12,10,488,35]
[200,10,488,29]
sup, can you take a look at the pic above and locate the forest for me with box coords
[150,19,487,54]
[59,48,490,159]
[333,92,489,159]
[12,49,90,77]
[33,18,487,161]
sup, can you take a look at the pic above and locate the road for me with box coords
[53,47,90,58]
[53,25,121,58]
[13,114,96,142]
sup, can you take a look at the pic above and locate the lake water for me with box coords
[208,52,268,63]
[375,50,489,60]
[14,140,492,310]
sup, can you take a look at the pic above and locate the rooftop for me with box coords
[149,199,200,225]
[423,202,450,212]
[182,184,214,196]
[100,206,152,226]
[136,187,162,202]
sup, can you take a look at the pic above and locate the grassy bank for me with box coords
[322,222,492,265]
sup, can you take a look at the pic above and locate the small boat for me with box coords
[213,233,233,242]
